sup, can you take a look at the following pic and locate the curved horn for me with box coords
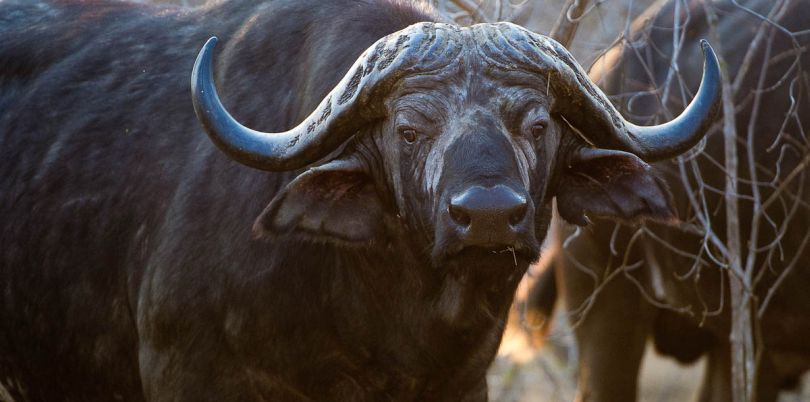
[611,40,721,160]
[555,39,721,161]
[191,25,463,171]
[476,23,721,162]
[191,37,354,171]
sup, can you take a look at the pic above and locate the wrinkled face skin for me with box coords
[371,65,560,267]
[253,24,679,274]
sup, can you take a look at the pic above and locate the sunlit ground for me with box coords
[488,295,810,402]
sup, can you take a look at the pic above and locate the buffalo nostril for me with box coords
[448,203,471,227]
[509,202,528,226]
[448,185,528,232]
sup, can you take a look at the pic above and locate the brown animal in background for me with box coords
[528,0,810,400]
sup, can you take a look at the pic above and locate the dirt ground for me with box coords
[487,300,810,402]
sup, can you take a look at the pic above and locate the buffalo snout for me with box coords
[445,185,533,250]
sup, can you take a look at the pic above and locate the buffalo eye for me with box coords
[399,127,417,144]
[515,102,550,140]
[530,121,547,139]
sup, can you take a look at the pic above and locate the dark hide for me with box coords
[528,0,810,401]
[0,0,689,401]
[556,148,675,225]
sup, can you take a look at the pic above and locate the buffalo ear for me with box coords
[253,157,386,244]
[555,148,676,226]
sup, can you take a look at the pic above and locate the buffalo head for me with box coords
[191,22,720,268]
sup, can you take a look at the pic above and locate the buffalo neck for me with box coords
[224,234,529,398]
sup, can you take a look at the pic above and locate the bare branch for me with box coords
[450,0,491,23]
[549,0,592,47]
[702,2,755,400]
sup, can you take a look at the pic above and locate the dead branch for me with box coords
[701,2,755,401]
[549,0,592,47]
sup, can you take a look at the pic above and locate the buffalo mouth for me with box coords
[433,244,538,286]
[433,240,541,271]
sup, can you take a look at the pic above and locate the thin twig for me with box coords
[549,0,592,48]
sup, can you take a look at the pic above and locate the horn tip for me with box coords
[697,39,720,77]
[699,39,715,57]
[205,36,218,49]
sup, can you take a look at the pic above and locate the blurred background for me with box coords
[140,1,810,400]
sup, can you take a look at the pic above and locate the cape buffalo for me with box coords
[528,0,810,400]
[0,0,720,400]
